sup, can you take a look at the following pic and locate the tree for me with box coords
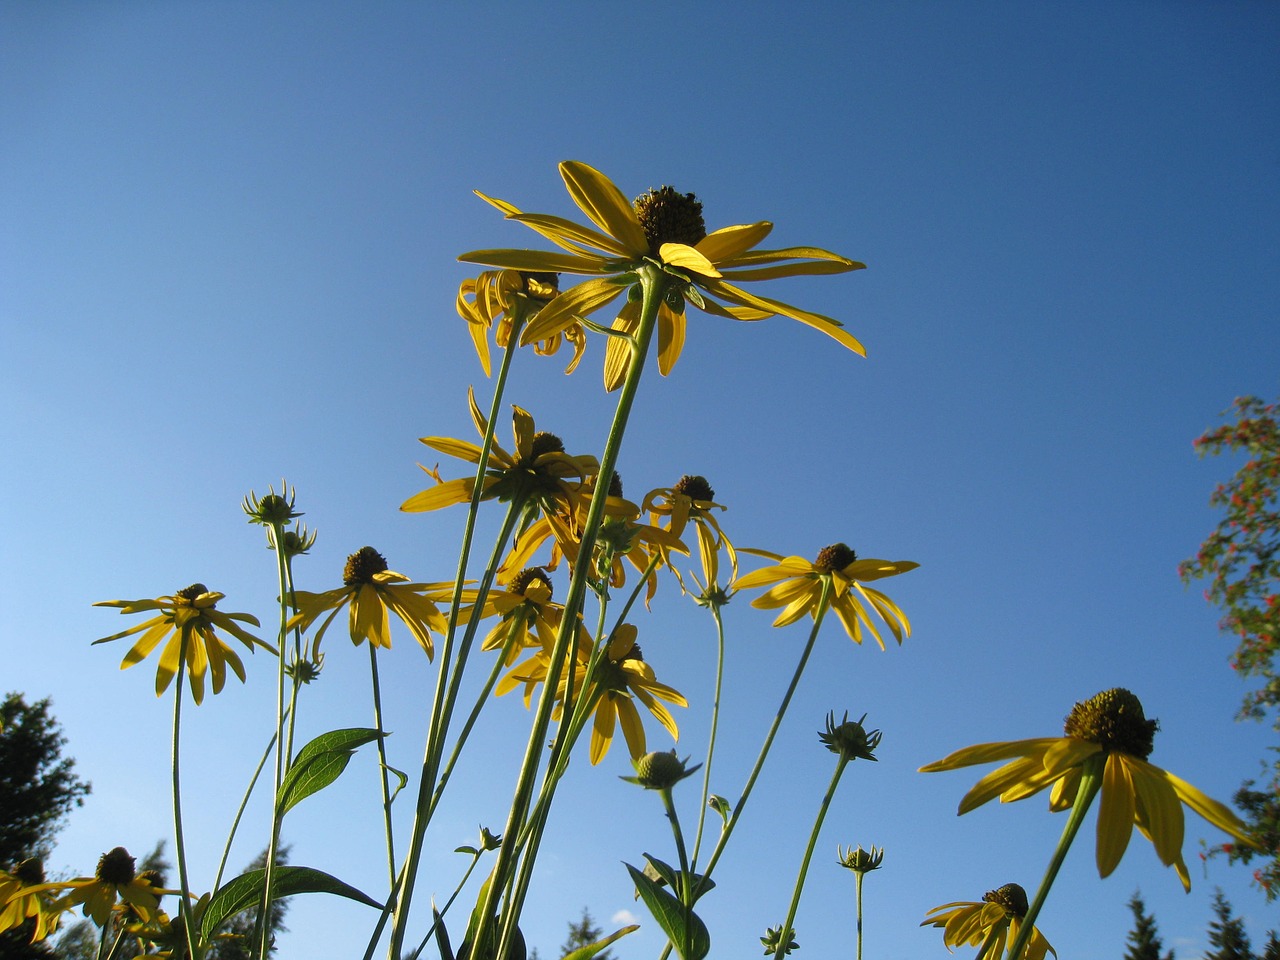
[1181,395,1280,897]
[1123,891,1173,960]
[1261,931,1280,960]
[0,694,91,867]
[558,908,612,960]
[1205,889,1253,960]
[0,694,91,960]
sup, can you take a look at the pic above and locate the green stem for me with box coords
[170,631,199,960]
[485,265,669,960]
[369,644,397,887]
[662,786,696,960]
[1006,753,1105,960]
[854,872,864,960]
[689,601,726,870]
[773,756,849,957]
[385,311,526,960]
[258,520,292,960]
[694,576,834,896]
[214,725,281,896]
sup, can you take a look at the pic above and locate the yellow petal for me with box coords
[920,738,1060,773]
[695,221,773,262]
[522,277,628,346]
[656,302,686,377]
[458,248,615,275]
[508,212,633,258]
[704,278,867,357]
[1096,753,1137,877]
[559,161,648,256]
[658,243,721,278]
[1157,762,1253,846]
[401,476,481,513]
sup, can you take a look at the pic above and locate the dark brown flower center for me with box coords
[529,432,565,459]
[673,474,715,502]
[814,543,857,572]
[608,471,624,498]
[982,883,1029,918]
[96,847,136,886]
[344,547,389,586]
[634,186,706,254]
[14,858,44,885]
[509,567,553,598]
[1063,688,1158,759]
[174,583,208,605]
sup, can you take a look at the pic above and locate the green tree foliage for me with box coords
[1123,891,1173,960]
[0,694,91,960]
[1182,395,1280,897]
[0,694,91,867]
[559,908,612,960]
[1261,931,1280,960]
[1205,889,1253,960]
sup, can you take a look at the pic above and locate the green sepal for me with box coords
[202,866,381,940]
[625,862,710,960]
[277,727,384,815]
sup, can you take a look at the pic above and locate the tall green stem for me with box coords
[695,577,834,894]
[1006,753,1104,960]
[854,872,865,960]
[368,645,397,887]
[690,602,726,869]
[772,756,849,957]
[170,632,199,960]
[386,311,525,959]
[483,265,669,960]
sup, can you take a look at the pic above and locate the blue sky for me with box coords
[3,2,1279,957]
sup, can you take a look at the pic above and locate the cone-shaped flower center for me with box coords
[14,858,45,885]
[634,186,706,254]
[96,847,137,886]
[528,431,565,459]
[674,474,715,502]
[520,271,559,300]
[814,543,858,572]
[607,471,624,498]
[510,566,553,598]
[344,546,389,586]
[982,882,1029,918]
[174,583,208,605]
[1063,687,1157,759]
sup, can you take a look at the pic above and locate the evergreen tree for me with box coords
[1124,891,1173,960]
[0,694,91,866]
[1205,889,1253,960]
[1261,931,1280,960]
[559,908,612,960]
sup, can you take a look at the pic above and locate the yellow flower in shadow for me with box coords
[94,584,272,705]
[644,474,737,593]
[733,543,917,647]
[289,547,455,659]
[0,859,61,943]
[401,388,597,518]
[458,270,584,376]
[921,883,1055,960]
[44,848,162,929]
[919,689,1257,890]
[458,161,865,389]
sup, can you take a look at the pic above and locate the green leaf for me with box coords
[562,924,639,960]
[386,762,409,804]
[277,727,383,815]
[641,854,715,903]
[625,863,710,960]
[202,866,381,940]
[434,904,455,960]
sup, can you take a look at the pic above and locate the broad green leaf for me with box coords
[562,924,639,960]
[625,863,710,960]
[277,728,383,815]
[641,854,715,903]
[202,866,381,940]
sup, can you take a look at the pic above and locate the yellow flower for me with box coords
[644,474,736,592]
[462,567,568,666]
[921,883,1055,960]
[46,848,161,928]
[289,547,454,659]
[401,388,598,517]
[94,584,272,705]
[733,543,917,647]
[0,859,61,943]
[496,623,686,765]
[458,270,584,376]
[458,161,866,390]
[919,688,1257,890]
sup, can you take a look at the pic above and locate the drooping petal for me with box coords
[703,278,867,357]
[1096,753,1138,877]
[656,302,686,377]
[521,277,629,346]
[1158,763,1254,846]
